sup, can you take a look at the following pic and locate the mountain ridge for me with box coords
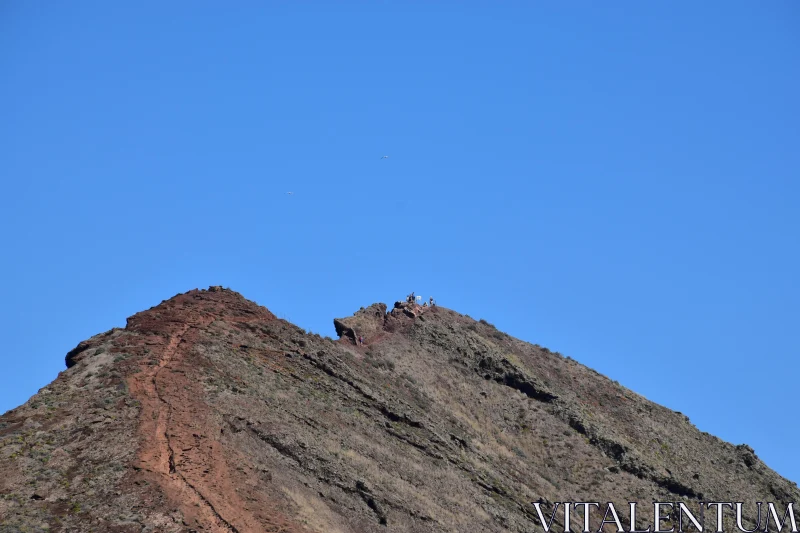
[1,286,796,532]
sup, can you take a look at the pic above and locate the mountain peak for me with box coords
[65,286,276,369]
[128,285,277,328]
[2,289,797,532]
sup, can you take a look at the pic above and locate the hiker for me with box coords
[429,296,435,307]
[358,334,363,346]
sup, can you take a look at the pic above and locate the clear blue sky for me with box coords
[2,2,798,484]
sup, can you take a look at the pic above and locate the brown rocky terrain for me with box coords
[1,287,797,532]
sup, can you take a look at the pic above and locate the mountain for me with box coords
[1,287,796,533]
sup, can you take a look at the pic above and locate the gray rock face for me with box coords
[0,288,797,533]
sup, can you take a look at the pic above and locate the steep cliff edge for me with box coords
[1,287,797,532]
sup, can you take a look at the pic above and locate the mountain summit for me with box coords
[1,287,796,532]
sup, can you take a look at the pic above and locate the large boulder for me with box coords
[333,303,387,343]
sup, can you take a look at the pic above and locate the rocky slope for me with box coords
[1,287,797,532]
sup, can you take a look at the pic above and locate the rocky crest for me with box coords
[1,288,797,532]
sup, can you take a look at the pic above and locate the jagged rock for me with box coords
[64,340,93,369]
[333,302,387,343]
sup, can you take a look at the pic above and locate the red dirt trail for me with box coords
[126,290,307,533]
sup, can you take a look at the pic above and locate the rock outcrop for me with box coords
[333,303,387,343]
[0,287,797,532]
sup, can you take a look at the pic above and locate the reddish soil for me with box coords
[125,290,307,533]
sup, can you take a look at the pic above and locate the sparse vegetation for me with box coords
[367,357,395,372]
[1,287,796,532]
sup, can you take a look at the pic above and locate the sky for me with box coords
[1,2,798,484]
